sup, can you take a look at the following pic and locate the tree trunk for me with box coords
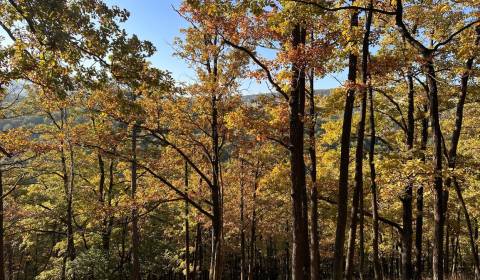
[401,72,414,280]
[60,109,76,275]
[248,173,258,280]
[103,159,115,253]
[369,83,382,280]
[415,104,428,280]
[240,161,246,280]
[0,170,4,280]
[209,73,223,280]
[308,35,320,280]
[193,223,202,280]
[345,5,371,279]
[130,124,141,280]
[452,178,480,278]
[445,26,480,279]
[423,55,444,280]
[333,2,358,278]
[289,23,310,280]
[185,161,190,280]
[444,211,450,276]
[359,183,365,280]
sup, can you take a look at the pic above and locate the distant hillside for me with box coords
[242,89,332,102]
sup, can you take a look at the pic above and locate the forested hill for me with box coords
[0,1,479,280]
[0,89,332,131]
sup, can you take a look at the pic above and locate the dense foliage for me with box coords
[0,0,479,280]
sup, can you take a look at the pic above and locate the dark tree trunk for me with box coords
[240,161,246,280]
[445,211,450,276]
[193,223,202,280]
[0,170,4,280]
[345,5,371,279]
[453,178,480,278]
[289,23,310,280]
[359,183,365,280]
[333,2,358,279]
[424,55,444,280]
[307,35,320,280]
[248,173,258,280]
[446,26,480,279]
[59,110,76,275]
[401,72,414,280]
[102,159,115,252]
[368,83,382,280]
[415,104,428,280]
[209,89,223,280]
[185,161,190,280]
[206,44,224,280]
[130,124,141,280]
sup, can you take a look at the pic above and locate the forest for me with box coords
[0,0,479,280]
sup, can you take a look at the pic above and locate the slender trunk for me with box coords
[60,111,76,272]
[103,159,115,252]
[240,161,246,280]
[98,154,109,252]
[130,124,141,280]
[193,223,202,280]
[345,5,371,279]
[333,2,358,278]
[308,32,320,280]
[369,84,382,280]
[424,54,444,280]
[359,183,365,280]
[451,231,459,276]
[248,174,258,280]
[209,72,223,280]
[401,73,414,280]
[0,170,4,280]
[445,211,450,276]
[289,23,310,280]
[415,104,428,280]
[344,69,367,280]
[98,153,105,203]
[185,161,190,280]
[446,26,480,279]
[452,178,480,278]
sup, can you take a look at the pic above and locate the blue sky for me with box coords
[106,0,342,93]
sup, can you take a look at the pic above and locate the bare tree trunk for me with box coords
[401,72,414,280]
[333,2,358,278]
[445,212,450,276]
[289,23,310,280]
[369,83,382,280]
[307,33,320,280]
[130,124,141,280]
[453,178,480,278]
[209,80,223,280]
[103,159,115,253]
[192,223,202,280]
[415,103,428,280]
[0,170,4,280]
[345,4,371,279]
[248,172,258,280]
[359,184,365,280]
[59,109,76,277]
[424,56,444,280]
[240,161,246,280]
[445,26,480,279]
[185,161,190,280]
